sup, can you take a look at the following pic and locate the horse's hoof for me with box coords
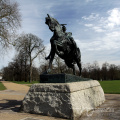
[41,71,48,74]
[45,57,48,60]
[47,69,51,73]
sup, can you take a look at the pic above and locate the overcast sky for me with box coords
[0,0,120,69]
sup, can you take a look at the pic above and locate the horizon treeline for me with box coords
[82,61,120,80]
[1,59,120,82]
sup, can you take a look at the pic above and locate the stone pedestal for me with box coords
[21,80,105,120]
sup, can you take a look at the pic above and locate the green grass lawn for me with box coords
[0,82,6,91]
[99,80,120,94]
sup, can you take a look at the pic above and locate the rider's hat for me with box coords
[61,24,67,32]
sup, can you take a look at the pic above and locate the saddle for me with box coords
[54,33,73,53]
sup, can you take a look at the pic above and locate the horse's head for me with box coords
[45,14,61,32]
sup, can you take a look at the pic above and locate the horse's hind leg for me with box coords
[72,64,75,75]
[65,61,76,75]
[76,60,81,76]
[75,48,82,76]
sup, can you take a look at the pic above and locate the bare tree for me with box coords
[53,55,64,73]
[101,62,109,80]
[15,33,45,82]
[108,64,117,80]
[0,0,21,48]
[14,51,29,82]
[85,63,92,78]
[91,61,100,80]
[82,61,100,80]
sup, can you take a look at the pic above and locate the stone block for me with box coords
[21,80,105,119]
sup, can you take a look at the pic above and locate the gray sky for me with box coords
[0,0,120,69]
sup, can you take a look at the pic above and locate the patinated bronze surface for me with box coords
[45,14,81,76]
[40,74,91,83]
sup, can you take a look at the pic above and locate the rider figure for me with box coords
[61,24,78,55]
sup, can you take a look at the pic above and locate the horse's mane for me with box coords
[52,18,60,26]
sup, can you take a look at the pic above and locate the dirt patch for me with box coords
[1,81,29,94]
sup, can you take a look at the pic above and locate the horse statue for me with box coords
[45,14,81,76]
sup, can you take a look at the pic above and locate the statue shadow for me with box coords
[0,99,22,112]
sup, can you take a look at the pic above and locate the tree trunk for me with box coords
[25,60,27,82]
[29,56,32,83]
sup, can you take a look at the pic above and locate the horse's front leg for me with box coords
[47,50,55,73]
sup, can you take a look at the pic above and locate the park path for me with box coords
[0,81,66,120]
[1,81,29,94]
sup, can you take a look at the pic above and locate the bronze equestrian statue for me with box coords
[45,14,81,76]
